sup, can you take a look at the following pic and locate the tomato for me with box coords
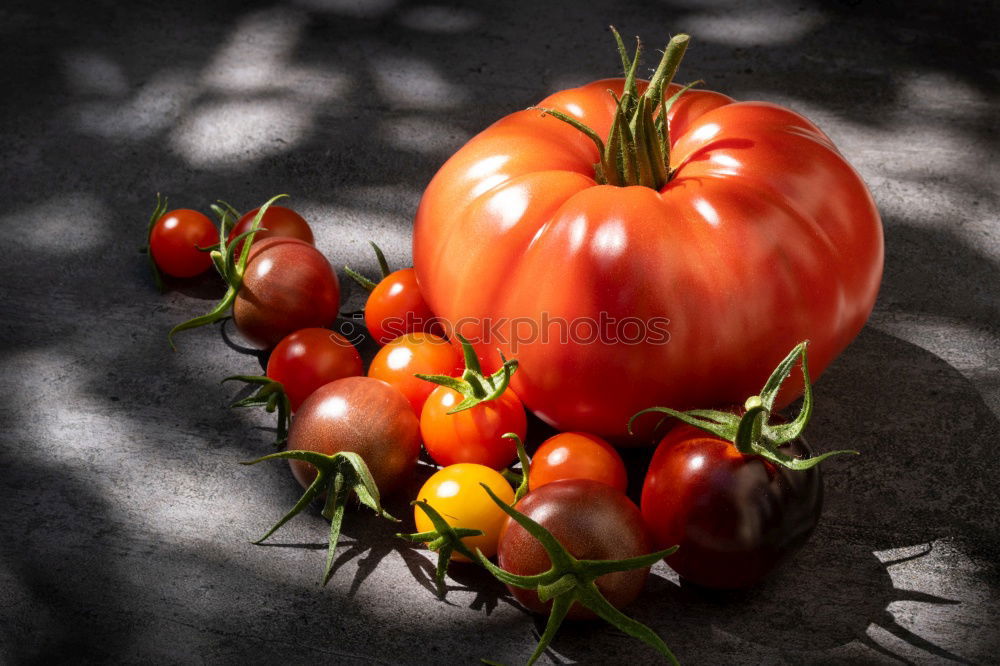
[413,32,883,441]
[497,479,652,619]
[228,205,314,254]
[365,267,439,345]
[416,335,527,469]
[287,376,420,494]
[346,244,440,345]
[641,423,821,589]
[420,387,525,469]
[233,238,340,349]
[149,208,217,278]
[266,328,362,411]
[635,340,855,589]
[367,332,461,414]
[528,431,627,493]
[413,463,514,561]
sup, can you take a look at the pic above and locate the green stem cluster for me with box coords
[415,334,518,413]
[476,484,679,666]
[222,375,291,447]
[630,341,859,469]
[241,449,396,586]
[533,29,693,189]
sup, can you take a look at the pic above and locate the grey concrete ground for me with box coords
[1,0,998,663]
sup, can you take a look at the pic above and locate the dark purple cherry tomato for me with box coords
[641,423,821,589]
[232,237,340,349]
[287,376,420,495]
[497,479,652,619]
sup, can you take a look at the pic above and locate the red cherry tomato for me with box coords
[640,423,821,589]
[287,376,420,495]
[528,432,627,493]
[232,238,340,349]
[419,386,526,469]
[367,332,461,414]
[266,328,362,411]
[228,205,314,255]
[149,209,217,278]
[497,479,652,619]
[365,268,439,345]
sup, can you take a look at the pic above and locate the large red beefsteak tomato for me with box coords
[412,35,883,440]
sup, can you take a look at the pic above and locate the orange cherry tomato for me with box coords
[367,332,461,414]
[419,386,526,470]
[365,268,440,345]
[528,432,627,493]
[414,463,514,561]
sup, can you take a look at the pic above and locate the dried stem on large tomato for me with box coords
[630,341,859,469]
[530,29,693,189]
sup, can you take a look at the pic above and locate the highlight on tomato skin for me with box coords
[527,431,628,493]
[413,463,515,561]
[266,328,363,412]
[367,332,461,414]
[149,208,217,278]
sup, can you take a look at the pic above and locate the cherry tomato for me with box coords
[365,268,439,345]
[266,328,362,411]
[287,376,420,494]
[233,237,340,349]
[228,205,314,255]
[528,432,627,493]
[367,332,461,414]
[497,479,652,619]
[641,423,821,589]
[149,209,217,278]
[420,386,526,469]
[414,463,514,561]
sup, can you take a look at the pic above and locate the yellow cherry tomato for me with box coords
[414,463,514,561]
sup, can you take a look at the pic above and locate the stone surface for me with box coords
[1,0,998,664]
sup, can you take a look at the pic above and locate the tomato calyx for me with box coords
[531,29,694,189]
[167,193,287,349]
[630,341,859,470]
[222,375,291,447]
[241,449,397,586]
[475,483,679,666]
[396,500,484,597]
[143,193,170,291]
[415,335,518,414]
[343,241,391,293]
